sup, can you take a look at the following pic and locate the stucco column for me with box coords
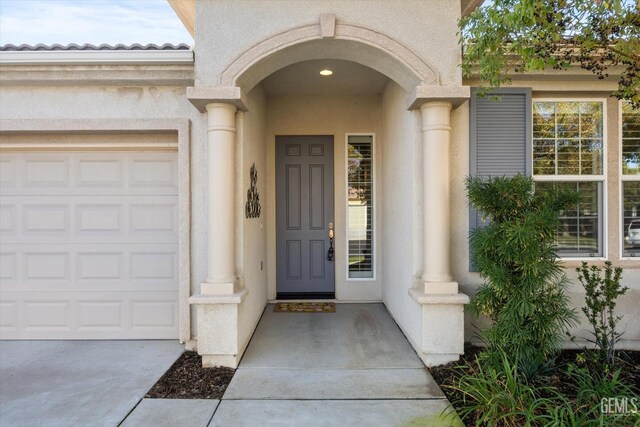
[202,102,238,294]
[420,102,457,294]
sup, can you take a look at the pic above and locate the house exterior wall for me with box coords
[237,85,269,354]
[453,78,640,350]
[194,0,462,87]
[380,81,423,348]
[2,0,636,363]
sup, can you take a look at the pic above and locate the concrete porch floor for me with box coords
[212,303,462,426]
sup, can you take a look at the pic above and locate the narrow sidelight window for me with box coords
[532,100,605,258]
[621,101,640,257]
[347,135,374,279]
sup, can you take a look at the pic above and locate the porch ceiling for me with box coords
[259,59,389,96]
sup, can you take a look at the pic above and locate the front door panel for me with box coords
[276,136,334,297]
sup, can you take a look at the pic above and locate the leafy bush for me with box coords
[466,175,579,374]
[576,261,629,367]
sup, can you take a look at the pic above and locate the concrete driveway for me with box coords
[0,340,183,427]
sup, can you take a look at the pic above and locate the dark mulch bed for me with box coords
[429,344,640,427]
[145,351,235,399]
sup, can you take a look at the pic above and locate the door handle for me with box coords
[327,223,334,261]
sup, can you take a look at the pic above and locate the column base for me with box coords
[202,354,241,368]
[409,288,470,367]
[201,280,238,295]
[421,280,458,294]
[189,289,248,368]
[419,353,462,367]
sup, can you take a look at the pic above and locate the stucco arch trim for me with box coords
[219,19,440,93]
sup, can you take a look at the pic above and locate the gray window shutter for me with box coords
[469,88,532,272]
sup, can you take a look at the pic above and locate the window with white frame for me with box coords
[621,101,640,257]
[533,100,605,257]
[347,135,374,279]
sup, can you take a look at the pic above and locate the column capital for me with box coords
[420,101,452,131]
[187,86,248,112]
[206,102,238,133]
[408,85,470,110]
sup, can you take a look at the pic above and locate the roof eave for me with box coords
[461,0,484,17]
[168,0,195,37]
[0,49,194,65]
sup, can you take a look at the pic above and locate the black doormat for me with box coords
[274,302,336,313]
[145,351,235,399]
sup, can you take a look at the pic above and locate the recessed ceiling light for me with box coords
[319,69,333,76]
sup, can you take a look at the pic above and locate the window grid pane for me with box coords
[533,101,603,176]
[622,101,640,175]
[536,181,600,257]
[623,181,640,257]
[348,136,374,278]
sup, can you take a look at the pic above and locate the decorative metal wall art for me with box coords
[245,163,261,218]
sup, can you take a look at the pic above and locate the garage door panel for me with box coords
[24,252,71,281]
[0,204,17,235]
[77,158,123,187]
[0,152,178,196]
[0,196,178,244]
[77,300,124,330]
[131,299,177,329]
[130,251,177,282]
[0,156,17,187]
[0,291,178,339]
[0,150,179,340]
[0,301,18,332]
[1,244,178,291]
[77,252,124,281]
[24,157,69,187]
[23,204,69,234]
[129,203,177,235]
[130,158,176,188]
[0,252,18,282]
[24,300,71,330]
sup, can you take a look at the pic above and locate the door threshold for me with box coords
[270,298,337,303]
[275,292,335,300]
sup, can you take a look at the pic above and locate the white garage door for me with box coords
[0,151,179,339]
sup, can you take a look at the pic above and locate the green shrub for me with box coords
[576,261,629,367]
[466,175,579,374]
[449,351,639,427]
[541,364,640,427]
[449,349,560,426]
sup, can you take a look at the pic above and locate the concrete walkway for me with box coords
[213,303,462,426]
[121,303,461,426]
[0,340,184,427]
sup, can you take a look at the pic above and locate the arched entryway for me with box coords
[188,16,470,368]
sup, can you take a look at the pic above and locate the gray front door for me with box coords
[276,135,335,297]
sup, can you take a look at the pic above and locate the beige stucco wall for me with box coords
[237,85,269,354]
[264,93,383,301]
[452,80,640,350]
[194,0,462,87]
[380,81,423,347]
